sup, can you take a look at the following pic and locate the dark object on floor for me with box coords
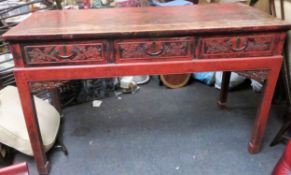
[272,140,291,175]
[0,144,15,167]
[58,80,82,107]
[160,74,191,89]
[0,162,29,175]
[77,79,117,103]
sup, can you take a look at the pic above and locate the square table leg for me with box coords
[14,73,50,175]
[248,61,282,154]
[217,71,231,109]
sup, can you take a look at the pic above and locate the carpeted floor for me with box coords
[14,78,286,175]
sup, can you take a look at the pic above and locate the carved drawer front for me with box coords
[24,41,107,65]
[114,37,193,63]
[196,33,285,59]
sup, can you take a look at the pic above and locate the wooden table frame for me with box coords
[13,56,282,174]
[3,3,291,175]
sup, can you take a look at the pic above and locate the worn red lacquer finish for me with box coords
[2,3,291,175]
[114,37,193,63]
[196,33,286,59]
[23,40,108,65]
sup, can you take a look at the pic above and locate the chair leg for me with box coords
[14,73,49,175]
[270,117,291,146]
[217,71,231,109]
[248,61,282,154]
[53,117,68,156]
[270,106,291,146]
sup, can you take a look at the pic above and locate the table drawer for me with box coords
[196,33,285,59]
[23,41,108,65]
[114,37,193,63]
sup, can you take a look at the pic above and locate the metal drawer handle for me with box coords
[54,46,77,60]
[143,42,165,57]
[231,37,248,52]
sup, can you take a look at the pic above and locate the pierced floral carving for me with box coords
[30,80,68,92]
[236,70,268,83]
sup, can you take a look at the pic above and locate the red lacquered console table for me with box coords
[3,3,291,174]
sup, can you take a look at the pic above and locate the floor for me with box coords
[14,78,285,175]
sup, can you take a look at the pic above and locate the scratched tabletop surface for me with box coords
[3,3,291,41]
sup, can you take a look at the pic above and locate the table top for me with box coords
[3,3,291,41]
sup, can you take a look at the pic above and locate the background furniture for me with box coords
[272,140,291,175]
[0,4,63,104]
[0,162,29,175]
[0,0,56,88]
[160,74,191,89]
[0,1,64,109]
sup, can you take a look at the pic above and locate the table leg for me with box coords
[217,71,231,109]
[14,73,49,175]
[49,88,62,114]
[248,65,282,154]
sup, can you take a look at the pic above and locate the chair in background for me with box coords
[272,139,291,175]
[0,162,29,175]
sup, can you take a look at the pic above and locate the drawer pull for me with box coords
[231,37,248,52]
[143,42,165,57]
[54,47,77,60]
